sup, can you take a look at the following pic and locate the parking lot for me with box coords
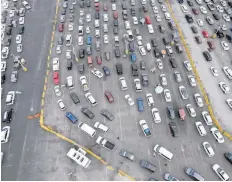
[41,0,232,180]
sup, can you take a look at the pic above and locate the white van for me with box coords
[78,122,96,137]
[66,76,74,89]
[85,92,97,106]
[95,19,100,28]
[119,77,128,90]
[146,43,151,51]
[154,144,173,161]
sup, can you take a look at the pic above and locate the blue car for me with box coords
[87,36,92,45]
[131,53,136,62]
[137,98,144,112]
[66,112,78,124]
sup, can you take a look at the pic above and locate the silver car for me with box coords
[119,149,135,161]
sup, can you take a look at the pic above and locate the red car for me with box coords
[96,56,102,65]
[113,12,118,19]
[95,3,100,11]
[58,24,64,32]
[192,8,199,15]
[202,30,209,38]
[105,91,114,103]
[145,16,151,24]
[53,72,59,85]
[103,4,108,11]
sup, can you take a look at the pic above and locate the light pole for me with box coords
[11,53,28,72]
[211,26,221,39]
[72,46,79,62]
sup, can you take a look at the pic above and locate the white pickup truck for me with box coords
[52,58,59,71]
[96,136,115,151]
[80,76,89,92]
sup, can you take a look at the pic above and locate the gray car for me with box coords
[164,173,179,181]
[95,41,101,51]
[11,71,18,83]
[141,74,149,87]
[167,106,175,119]
[119,149,135,161]
[185,167,204,181]
[206,16,214,25]
[86,46,91,55]
[140,160,156,172]
[100,109,114,121]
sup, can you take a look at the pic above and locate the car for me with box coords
[201,111,213,125]
[155,14,162,21]
[66,50,72,60]
[197,19,203,27]
[103,35,109,44]
[102,66,110,76]
[225,7,232,15]
[81,108,95,119]
[139,46,146,56]
[161,5,167,12]
[169,58,177,68]
[94,122,108,132]
[223,14,230,21]
[119,150,135,161]
[196,0,202,4]
[86,36,92,45]
[169,122,179,137]
[203,51,212,61]
[223,66,232,80]
[54,86,61,97]
[185,167,204,181]
[184,61,192,71]
[146,93,154,107]
[206,16,214,25]
[11,71,18,83]
[57,99,67,111]
[53,72,59,85]
[1,126,11,144]
[210,67,219,76]
[192,8,200,14]
[124,21,130,29]
[164,12,171,20]
[124,94,134,106]
[131,64,139,76]
[194,93,204,107]
[101,109,114,121]
[148,25,154,34]
[1,61,7,72]
[164,173,179,181]
[141,74,149,87]
[207,3,216,11]
[112,3,116,11]
[160,74,167,86]
[202,30,209,38]
[212,164,229,181]
[140,160,156,172]
[86,14,91,22]
[216,30,224,38]
[195,121,207,136]
[2,109,13,123]
[216,5,224,12]
[139,120,151,137]
[191,25,198,34]
[224,152,232,164]
[168,21,176,30]
[56,45,62,54]
[187,0,193,6]
[226,99,232,109]
[186,104,196,117]
[137,98,144,112]
[91,68,103,78]
[174,71,182,82]
[195,36,202,44]
[131,8,136,16]
[157,59,163,69]
[1,47,9,59]
[221,41,229,51]
[103,14,109,22]
[179,86,188,99]
[202,142,215,157]
[212,13,220,20]
[153,6,159,13]
[79,49,85,59]
[105,91,114,103]
[226,34,232,43]
[185,14,193,23]
[134,79,142,92]
[19,17,24,25]
[211,127,224,143]
[164,89,172,102]
[6,91,15,105]
[17,44,23,53]
[219,82,230,93]
[78,36,83,46]
[116,63,123,75]
[22,0,31,9]
[207,40,216,50]
[167,106,175,119]
[159,25,166,33]
[188,75,196,87]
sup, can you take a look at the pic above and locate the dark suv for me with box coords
[70,92,80,104]
[2,109,13,123]
[131,63,139,76]
[167,106,175,119]
[81,107,95,119]
[141,74,149,87]
[185,14,193,23]
[169,122,179,137]
[116,63,123,75]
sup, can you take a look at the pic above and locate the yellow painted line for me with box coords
[106,166,114,171]
[44,77,48,84]
[49,49,52,55]
[46,70,49,75]
[44,85,47,91]
[50,43,53,48]
[47,62,50,68]
[40,109,44,116]
[42,92,45,99]
[41,99,44,107]
[47,55,50,61]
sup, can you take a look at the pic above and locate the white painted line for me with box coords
[197,144,208,173]
[181,143,187,167]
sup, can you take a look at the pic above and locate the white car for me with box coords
[151,108,161,123]
[179,86,188,100]
[155,15,161,22]
[125,21,130,29]
[22,0,31,9]
[148,24,154,34]
[194,93,204,107]
[78,36,83,45]
[210,67,219,76]
[112,3,116,11]
[221,41,229,51]
[56,45,62,54]
[219,82,230,94]
[1,126,10,144]
[188,75,196,87]
[220,0,227,7]
[103,14,108,22]
[157,59,163,69]
[211,127,224,143]
[141,0,147,5]
[134,79,142,92]
[1,32,5,42]
[181,4,188,12]
[1,61,7,72]
[202,111,213,125]
[19,17,24,25]
[197,19,203,27]
[184,61,192,71]
[160,74,167,86]
[133,17,138,24]
[91,68,103,78]
[17,44,23,53]
[223,66,232,80]
[86,26,91,34]
[104,35,109,44]
[57,99,67,111]
[164,12,171,20]
[139,120,152,137]
[66,50,72,60]
[195,0,202,4]
[223,14,230,22]
[52,58,59,71]
[164,89,172,102]
[78,26,84,35]
[125,94,135,106]
[6,91,15,105]
[216,5,224,12]
[54,85,61,97]
[200,6,207,14]
[95,29,100,38]
[1,24,6,32]
[68,23,74,31]
[94,122,109,132]
[146,43,151,51]
[212,164,229,181]
[161,5,167,12]
[1,47,9,59]
[195,121,207,136]
[103,24,108,33]
[86,14,91,22]
[153,6,159,13]
[202,142,215,157]
[219,24,227,31]
[95,19,100,28]
[226,99,232,109]
[146,93,154,106]
[80,9,84,16]
[139,46,146,56]
[3,1,9,9]
[186,104,196,117]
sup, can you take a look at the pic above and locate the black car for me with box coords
[58,36,63,45]
[116,63,123,75]
[226,34,232,43]
[130,8,136,16]
[228,1,232,8]
[78,64,84,74]
[115,49,120,58]
[224,152,232,164]
[153,49,161,58]
[67,60,72,70]
[178,0,184,3]
[101,109,114,121]
[2,109,13,123]
[169,58,177,68]
[113,27,118,34]
[95,12,100,19]
[113,19,118,26]
[191,26,198,34]
[169,122,179,137]
[102,66,110,76]
[151,39,158,47]
[203,51,212,61]
[122,14,128,20]
[79,49,85,58]
[187,0,193,6]
[140,61,146,70]
[61,9,66,15]
[6,27,12,35]
[176,44,183,53]
[19,26,24,34]
[122,4,127,10]
[2,16,6,23]
[185,14,193,23]
[163,37,169,45]
[195,36,202,44]
[141,74,149,87]
[86,0,91,7]
[1,73,6,84]
[159,25,166,33]
[216,30,224,38]
[129,42,135,52]
[7,19,13,27]
[158,0,163,3]
[212,13,220,20]
[81,107,95,119]
[167,106,175,119]
[143,5,148,12]
[168,21,175,30]
[5,38,11,46]
[131,63,139,76]
[70,92,80,104]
